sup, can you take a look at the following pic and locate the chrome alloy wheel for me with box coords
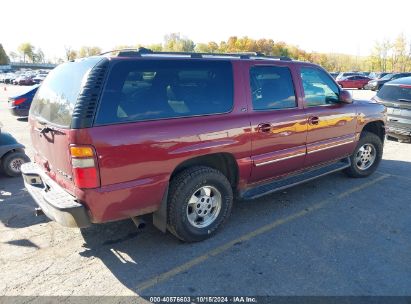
[355,143,376,170]
[9,157,25,174]
[186,186,222,228]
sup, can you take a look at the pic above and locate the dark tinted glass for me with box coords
[377,85,411,101]
[95,60,233,124]
[393,73,411,79]
[249,66,296,110]
[30,58,102,127]
[380,73,393,80]
[301,67,339,106]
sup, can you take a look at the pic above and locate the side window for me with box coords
[95,60,233,125]
[250,66,296,111]
[301,67,340,106]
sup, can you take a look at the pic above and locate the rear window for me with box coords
[377,85,411,101]
[95,60,233,125]
[30,57,102,127]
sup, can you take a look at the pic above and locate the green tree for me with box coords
[146,43,163,51]
[164,33,195,52]
[195,43,210,53]
[18,42,34,63]
[33,48,45,63]
[78,46,102,58]
[0,44,9,64]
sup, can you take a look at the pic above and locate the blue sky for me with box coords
[2,0,411,59]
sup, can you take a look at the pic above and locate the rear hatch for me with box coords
[374,83,411,132]
[29,57,104,193]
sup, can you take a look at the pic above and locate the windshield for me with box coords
[380,73,393,80]
[30,57,102,127]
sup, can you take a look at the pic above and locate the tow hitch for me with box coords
[34,208,44,217]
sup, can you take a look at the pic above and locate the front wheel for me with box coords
[1,152,30,177]
[167,166,233,242]
[344,132,383,178]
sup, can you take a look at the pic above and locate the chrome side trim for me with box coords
[307,139,355,154]
[255,152,306,167]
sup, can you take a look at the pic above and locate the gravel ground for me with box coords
[0,84,410,297]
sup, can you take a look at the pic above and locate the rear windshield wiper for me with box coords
[398,99,411,102]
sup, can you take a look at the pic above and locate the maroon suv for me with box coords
[21,49,386,242]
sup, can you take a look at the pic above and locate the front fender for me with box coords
[354,99,387,134]
[0,132,25,158]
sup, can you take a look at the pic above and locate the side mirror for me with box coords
[339,89,353,104]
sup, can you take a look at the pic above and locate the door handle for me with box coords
[257,123,272,133]
[308,116,320,125]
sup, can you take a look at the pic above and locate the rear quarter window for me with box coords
[30,58,102,127]
[95,60,233,125]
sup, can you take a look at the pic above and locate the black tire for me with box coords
[344,131,383,178]
[167,166,233,242]
[1,152,30,177]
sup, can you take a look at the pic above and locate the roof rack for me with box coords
[99,47,292,61]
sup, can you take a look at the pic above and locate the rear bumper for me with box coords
[386,123,411,141]
[21,162,91,228]
[8,106,29,117]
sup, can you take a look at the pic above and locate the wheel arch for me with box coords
[360,120,385,143]
[170,152,239,189]
[153,152,239,233]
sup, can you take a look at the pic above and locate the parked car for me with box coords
[8,85,39,117]
[329,72,339,79]
[0,122,30,177]
[33,74,47,84]
[21,49,386,242]
[368,72,389,80]
[13,75,35,86]
[366,72,411,91]
[337,75,372,89]
[336,72,361,80]
[372,77,411,142]
[1,73,16,84]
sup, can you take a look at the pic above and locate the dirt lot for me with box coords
[0,84,410,297]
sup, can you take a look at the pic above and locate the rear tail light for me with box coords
[70,145,100,189]
[11,97,27,106]
[399,85,411,89]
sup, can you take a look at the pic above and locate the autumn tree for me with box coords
[392,34,408,72]
[64,46,78,61]
[18,42,34,63]
[78,46,102,58]
[194,43,210,53]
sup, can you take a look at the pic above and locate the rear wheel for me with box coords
[1,152,30,177]
[344,132,383,178]
[167,166,233,242]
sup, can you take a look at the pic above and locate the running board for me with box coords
[241,158,351,200]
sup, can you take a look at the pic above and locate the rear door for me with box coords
[298,65,357,168]
[246,62,308,183]
[29,57,103,193]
